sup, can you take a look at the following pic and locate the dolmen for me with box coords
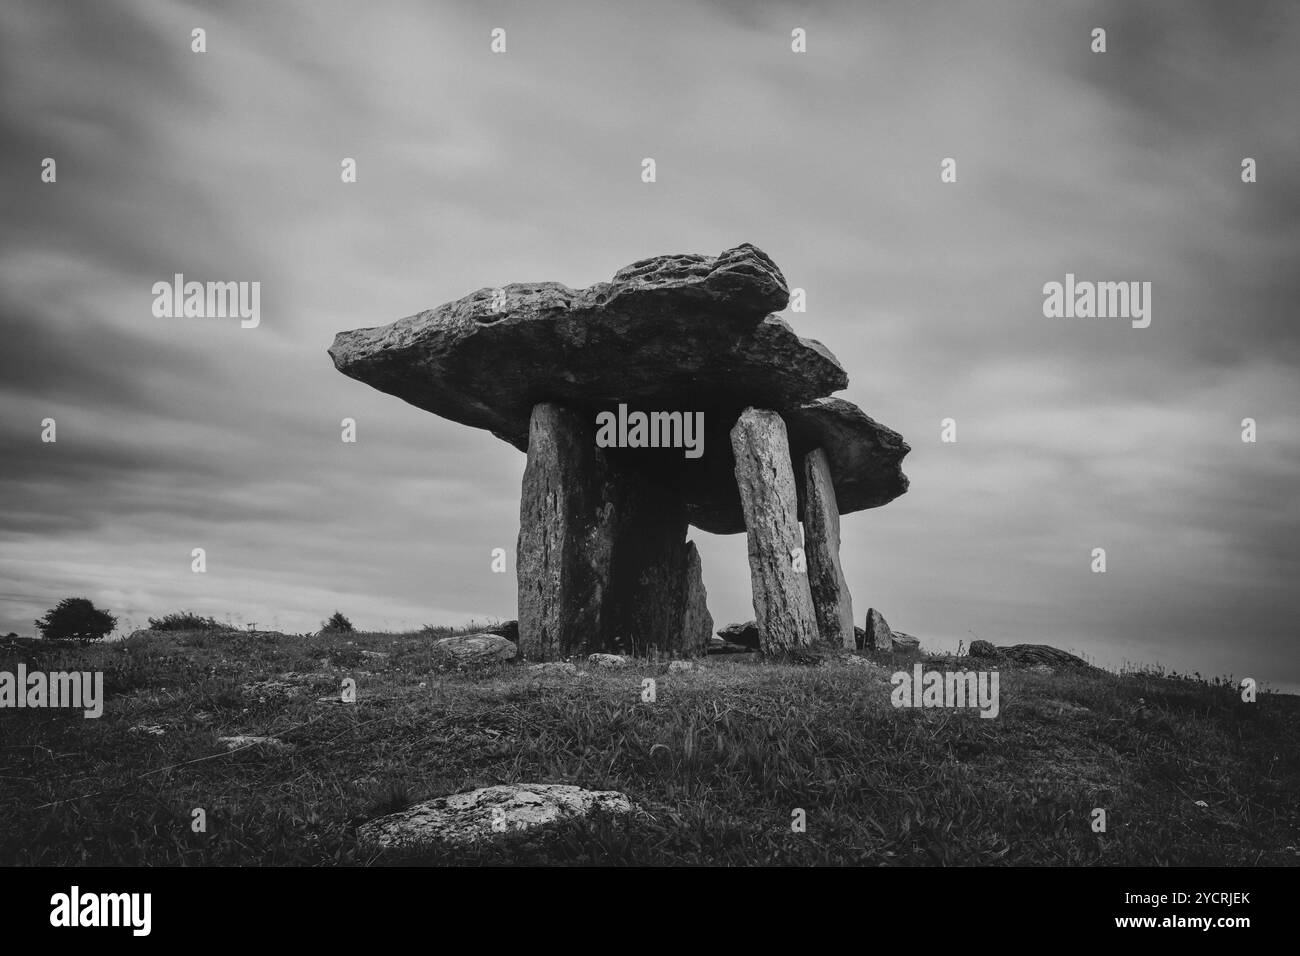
[329,244,909,660]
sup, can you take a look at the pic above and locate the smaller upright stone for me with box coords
[679,541,713,655]
[865,607,894,651]
[801,447,854,649]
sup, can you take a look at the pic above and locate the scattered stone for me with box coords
[431,633,518,668]
[666,660,694,672]
[528,661,578,675]
[891,631,921,652]
[731,408,819,653]
[968,642,1093,670]
[587,653,630,668]
[357,783,635,847]
[842,655,886,671]
[360,650,390,660]
[217,735,290,751]
[864,607,894,652]
[716,621,762,650]
[1000,644,1092,669]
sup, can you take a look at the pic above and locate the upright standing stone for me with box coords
[865,607,894,652]
[801,447,855,648]
[517,403,619,660]
[606,472,689,657]
[679,541,713,655]
[730,408,819,653]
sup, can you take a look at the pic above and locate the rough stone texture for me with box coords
[430,633,518,667]
[587,653,631,668]
[667,660,694,672]
[328,244,830,451]
[517,403,621,660]
[358,784,634,848]
[969,643,1094,669]
[730,408,819,653]
[517,402,715,660]
[801,447,854,649]
[865,607,894,651]
[485,620,519,643]
[330,244,911,535]
[785,398,910,527]
[891,632,921,652]
[679,541,713,656]
[716,621,762,650]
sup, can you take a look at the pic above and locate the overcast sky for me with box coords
[2,0,1297,690]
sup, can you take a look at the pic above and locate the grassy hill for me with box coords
[1,628,1296,866]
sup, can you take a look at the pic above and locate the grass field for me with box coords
[1,627,1297,866]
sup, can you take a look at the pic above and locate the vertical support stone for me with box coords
[607,471,689,657]
[801,447,855,648]
[516,403,618,660]
[729,407,819,653]
[679,541,713,656]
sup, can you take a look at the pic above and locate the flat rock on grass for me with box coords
[431,633,517,668]
[358,783,635,848]
[587,653,630,668]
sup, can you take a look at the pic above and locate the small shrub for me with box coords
[320,611,354,635]
[34,597,117,644]
[147,611,224,632]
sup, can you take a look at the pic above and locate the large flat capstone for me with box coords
[329,243,909,534]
